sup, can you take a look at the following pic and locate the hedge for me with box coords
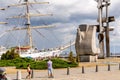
[0,58,78,69]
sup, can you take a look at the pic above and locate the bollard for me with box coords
[82,66,84,74]
[108,64,110,71]
[31,69,34,78]
[96,65,98,72]
[67,67,70,75]
[16,70,21,80]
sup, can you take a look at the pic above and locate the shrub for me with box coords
[1,48,20,60]
[0,58,78,69]
[52,58,78,68]
[68,51,76,63]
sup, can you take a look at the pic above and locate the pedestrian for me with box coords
[25,64,31,80]
[47,58,54,78]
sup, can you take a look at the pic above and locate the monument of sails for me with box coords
[75,0,115,62]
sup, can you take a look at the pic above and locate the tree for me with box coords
[1,48,20,60]
[68,51,75,63]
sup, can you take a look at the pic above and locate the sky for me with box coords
[0,0,120,54]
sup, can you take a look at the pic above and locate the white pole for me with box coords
[113,43,115,57]
[114,43,116,58]
[19,42,21,55]
[16,70,21,80]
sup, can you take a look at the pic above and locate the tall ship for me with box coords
[0,0,75,59]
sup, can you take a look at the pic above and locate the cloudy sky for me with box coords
[0,0,120,54]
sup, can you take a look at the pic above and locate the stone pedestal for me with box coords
[80,55,98,62]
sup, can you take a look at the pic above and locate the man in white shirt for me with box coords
[47,58,54,78]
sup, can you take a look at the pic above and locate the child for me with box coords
[26,64,31,80]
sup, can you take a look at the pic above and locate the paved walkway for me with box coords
[7,64,120,80]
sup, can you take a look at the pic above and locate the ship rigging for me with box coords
[0,0,75,58]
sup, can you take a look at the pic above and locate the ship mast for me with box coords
[25,0,33,48]
[6,0,53,49]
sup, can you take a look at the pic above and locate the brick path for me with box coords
[7,64,120,80]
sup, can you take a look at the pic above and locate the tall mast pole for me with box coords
[25,0,33,48]
[6,0,53,49]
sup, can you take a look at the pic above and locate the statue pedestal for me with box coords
[80,55,98,62]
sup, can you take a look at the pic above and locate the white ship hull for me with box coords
[19,50,62,58]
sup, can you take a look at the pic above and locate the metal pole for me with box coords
[105,1,110,57]
[108,64,110,71]
[96,65,98,72]
[119,63,120,70]
[67,67,70,75]
[82,66,85,73]
[31,69,34,78]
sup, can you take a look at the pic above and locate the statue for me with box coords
[75,24,100,62]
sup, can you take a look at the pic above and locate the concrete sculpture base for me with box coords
[80,55,98,62]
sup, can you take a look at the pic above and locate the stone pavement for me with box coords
[7,65,120,80]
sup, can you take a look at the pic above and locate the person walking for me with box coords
[47,58,54,78]
[25,64,31,80]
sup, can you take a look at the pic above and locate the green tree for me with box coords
[68,51,76,63]
[1,48,20,60]
[76,53,80,62]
